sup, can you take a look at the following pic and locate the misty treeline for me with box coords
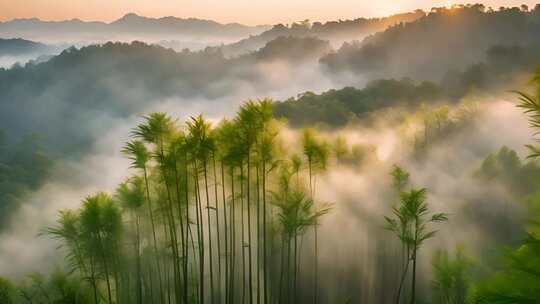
[214,10,424,57]
[274,79,444,127]
[475,76,540,300]
[0,36,330,155]
[321,4,540,80]
[28,100,338,304]
[0,131,51,229]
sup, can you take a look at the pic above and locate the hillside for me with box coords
[274,79,444,127]
[0,38,53,56]
[215,10,424,57]
[275,42,540,127]
[321,4,540,81]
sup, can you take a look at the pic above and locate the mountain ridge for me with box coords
[1,12,268,28]
[213,10,425,56]
[0,13,271,43]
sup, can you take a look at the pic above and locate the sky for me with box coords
[0,0,538,25]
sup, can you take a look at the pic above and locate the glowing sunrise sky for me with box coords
[0,0,538,25]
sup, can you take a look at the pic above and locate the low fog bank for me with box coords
[0,96,532,301]
[0,116,131,278]
[0,52,59,69]
[0,95,241,278]
[0,38,65,68]
[275,98,532,302]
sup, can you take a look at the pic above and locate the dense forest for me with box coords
[1,3,540,304]
[320,4,540,80]
[212,10,425,57]
[0,132,51,228]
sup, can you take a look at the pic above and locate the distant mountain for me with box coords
[109,13,265,35]
[0,38,52,56]
[0,13,270,44]
[320,4,540,81]
[0,38,62,68]
[214,10,425,57]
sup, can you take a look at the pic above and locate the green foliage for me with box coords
[274,79,444,127]
[272,190,329,236]
[122,140,150,170]
[132,112,176,145]
[17,271,93,304]
[473,67,540,304]
[186,114,214,161]
[391,165,410,193]
[116,176,146,212]
[385,165,448,304]
[272,165,331,236]
[475,230,540,303]
[79,193,122,246]
[516,69,540,159]
[432,247,473,304]
[412,103,477,156]
[476,146,540,196]
[0,277,16,304]
[332,136,348,161]
[302,128,329,173]
[386,188,448,250]
[44,210,85,272]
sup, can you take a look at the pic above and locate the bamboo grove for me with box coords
[46,100,336,304]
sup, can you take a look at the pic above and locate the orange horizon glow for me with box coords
[0,0,538,25]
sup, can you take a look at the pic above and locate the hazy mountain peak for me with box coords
[112,12,150,24]
[122,12,141,19]
[7,17,41,23]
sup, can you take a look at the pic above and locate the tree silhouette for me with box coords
[301,128,329,304]
[386,188,447,304]
[122,139,165,304]
[187,115,216,304]
[116,177,146,304]
[79,192,122,304]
